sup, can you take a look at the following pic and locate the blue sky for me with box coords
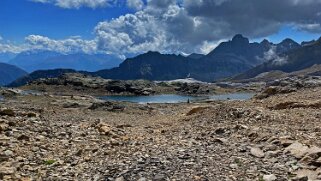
[255,26,321,44]
[0,0,320,55]
[0,0,131,42]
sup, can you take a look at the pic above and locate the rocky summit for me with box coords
[0,75,320,180]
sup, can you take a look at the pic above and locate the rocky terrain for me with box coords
[0,76,321,180]
[19,73,232,96]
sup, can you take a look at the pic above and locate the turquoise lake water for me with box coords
[99,93,254,104]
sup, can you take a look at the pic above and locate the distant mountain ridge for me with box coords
[233,37,321,81]
[94,34,302,82]
[9,50,123,72]
[0,63,27,86]
[8,34,316,86]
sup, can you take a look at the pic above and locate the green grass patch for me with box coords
[44,160,55,165]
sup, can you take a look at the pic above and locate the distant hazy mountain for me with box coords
[9,50,63,72]
[9,50,122,72]
[233,37,321,80]
[0,52,17,63]
[0,63,27,86]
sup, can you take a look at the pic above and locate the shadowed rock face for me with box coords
[0,63,27,86]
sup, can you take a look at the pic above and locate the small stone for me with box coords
[279,136,295,147]
[154,174,166,181]
[213,138,228,144]
[229,164,238,169]
[263,174,277,181]
[299,146,321,166]
[284,142,309,159]
[4,150,13,157]
[0,166,15,175]
[250,147,265,158]
[186,106,210,116]
[291,176,308,181]
[293,169,318,181]
[115,176,125,181]
[17,134,30,141]
[137,177,147,181]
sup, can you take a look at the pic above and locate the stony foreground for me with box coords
[0,86,321,180]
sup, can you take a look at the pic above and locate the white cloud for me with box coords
[126,0,144,10]
[263,46,289,66]
[0,36,3,41]
[93,2,232,56]
[25,35,97,54]
[6,0,321,57]
[95,11,171,55]
[0,35,97,54]
[0,43,26,53]
[30,0,117,9]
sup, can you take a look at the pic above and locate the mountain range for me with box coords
[233,37,321,81]
[93,34,304,82]
[8,50,123,73]
[4,34,321,87]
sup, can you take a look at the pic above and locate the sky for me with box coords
[0,0,321,56]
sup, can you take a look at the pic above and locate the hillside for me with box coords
[0,63,27,86]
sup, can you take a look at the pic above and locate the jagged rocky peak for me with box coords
[260,39,273,49]
[231,34,250,44]
[260,39,272,45]
[277,38,301,53]
[279,38,300,47]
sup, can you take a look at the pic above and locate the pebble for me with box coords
[263,174,277,181]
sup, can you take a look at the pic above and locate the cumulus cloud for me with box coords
[0,43,26,53]
[8,0,321,56]
[263,46,289,66]
[94,2,223,55]
[93,0,321,56]
[30,0,118,9]
[25,35,97,54]
[0,35,97,54]
[94,11,170,55]
[183,0,321,37]
[126,0,144,10]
